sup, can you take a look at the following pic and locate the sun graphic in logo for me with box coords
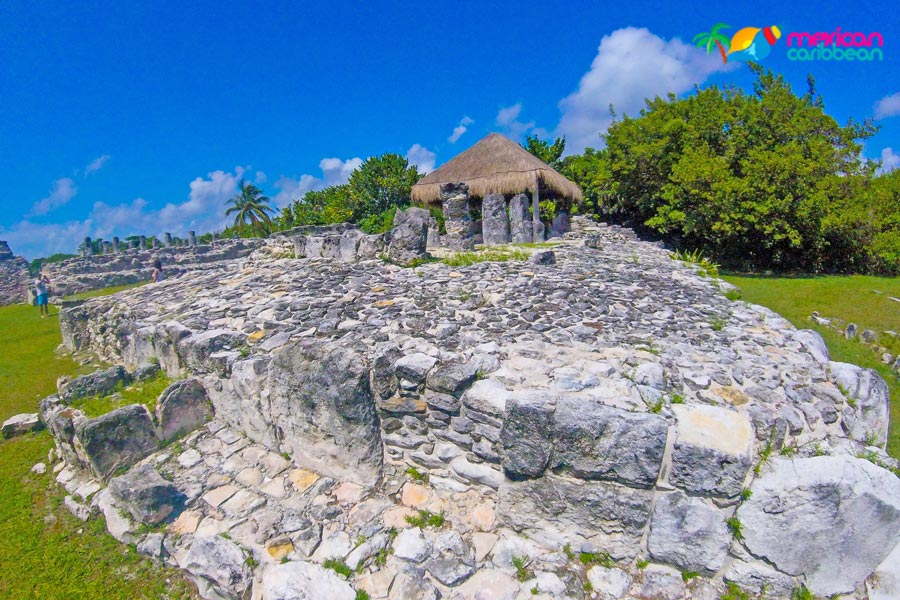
[694,23,782,63]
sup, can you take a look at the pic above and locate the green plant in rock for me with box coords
[726,517,744,541]
[682,571,700,582]
[719,582,751,600]
[724,289,742,301]
[636,558,650,569]
[323,558,353,578]
[754,439,774,476]
[442,248,530,267]
[670,393,685,404]
[865,431,881,447]
[791,585,815,600]
[579,550,615,568]
[710,317,726,331]
[563,544,576,561]
[244,553,259,568]
[780,444,797,457]
[404,509,445,529]
[405,466,430,484]
[355,590,371,600]
[511,555,532,582]
[740,488,752,501]
[649,399,664,414]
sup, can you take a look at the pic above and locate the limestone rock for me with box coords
[738,455,900,596]
[441,183,475,251]
[586,565,632,599]
[388,207,430,266]
[269,340,382,486]
[868,540,900,600]
[647,491,729,574]
[551,398,667,488]
[427,362,478,397]
[508,194,532,244]
[2,413,43,438]
[182,535,253,600]
[829,361,890,446]
[395,352,438,384]
[262,561,355,600]
[499,390,556,478]
[58,366,131,403]
[668,404,753,497]
[73,404,158,481]
[155,378,214,442]
[108,464,186,525]
[393,527,432,563]
[793,329,830,364]
[481,194,510,246]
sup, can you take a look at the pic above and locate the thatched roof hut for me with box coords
[411,133,583,205]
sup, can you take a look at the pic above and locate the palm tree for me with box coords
[225,179,275,236]
[694,23,731,64]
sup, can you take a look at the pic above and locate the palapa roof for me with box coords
[411,133,583,205]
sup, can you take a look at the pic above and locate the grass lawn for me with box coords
[0,299,196,599]
[723,274,900,458]
[62,282,147,302]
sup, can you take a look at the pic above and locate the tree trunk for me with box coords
[716,40,728,63]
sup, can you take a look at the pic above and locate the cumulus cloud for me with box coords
[254,171,267,184]
[0,219,93,260]
[495,103,536,140]
[874,92,900,120]
[84,154,111,175]
[271,157,363,208]
[30,177,78,216]
[556,27,729,153]
[406,144,436,173]
[448,116,474,143]
[879,147,900,174]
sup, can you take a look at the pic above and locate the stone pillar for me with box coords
[83,237,92,257]
[426,218,440,248]
[164,233,172,247]
[440,182,474,251]
[102,241,112,254]
[482,194,510,246]
[131,239,140,250]
[550,212,570,238]
[188,231,196,247]
[139,236,147,250]
[509,194,532,244]
[112,237,120,253]
[152,238,159,249]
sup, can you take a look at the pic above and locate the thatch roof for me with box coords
[411,133,583,205]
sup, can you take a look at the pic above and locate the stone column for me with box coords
[509,194,532,244]
[139,236,147,250]
[112,237,120,253]
[131,239,140,250]
[152,238,159,249]
[188,231,196,247]
[83,237,92,257]
[550,212,570,238]
[102,241,112,255]
[482,194,510,246]
[440,182,474,251]
[164,233,172,247]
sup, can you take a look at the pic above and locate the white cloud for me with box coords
[254,171,267,184]
[879,147,900,174]
[556,27,729,153]
[874,92,900,120]
[406,143,436,174]
[30,177,78,216]
[448,116,474,143]
[495,103,535,140]
[85,154,111,175]
[0,219,93,260]
[271,157,363,208]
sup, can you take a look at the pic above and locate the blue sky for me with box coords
[1,0,898,258]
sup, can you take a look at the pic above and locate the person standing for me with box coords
[151,258,164,283]
[34,275,50,318]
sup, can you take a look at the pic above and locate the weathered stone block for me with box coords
[829,361,890,447]
[155,378,214,443]
[73,404,158,481]
[58,366,131,403]
[499,390,557,478]
[738,456,900,597]
[426,362,478,397]
[388,207,430,266]
[482,194,510,246]
[508,194,532,244]
[668,404,753,497]
[551,398,667,488]
[2,412,43,438]
[108,464,185,524]
[182,535,253,600]
[647,491,729,575]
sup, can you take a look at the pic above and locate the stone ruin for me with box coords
[42,236,265,298]
[436,182,570,251]
[0,240,30,306]
[13,209,900,599]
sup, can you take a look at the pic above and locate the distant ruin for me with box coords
[0,240,30,306]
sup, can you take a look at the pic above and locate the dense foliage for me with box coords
[551,65,899,274]
[276,153,422,234]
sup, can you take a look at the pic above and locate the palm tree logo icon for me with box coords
[693,23,732,63]
[694,23,782,64]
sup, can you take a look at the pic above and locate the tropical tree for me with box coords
[693,23,731,63]
[347,154,421,220]
[523,135,566,170]
[226,179,275,236]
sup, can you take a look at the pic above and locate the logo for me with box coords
[694,23,782,63]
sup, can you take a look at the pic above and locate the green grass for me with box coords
[443,247,530,267]
[72,372,172,418]
[724,273,900,458]
[62,282,147,302]
[0,302,197,598]
[404,509,445,529]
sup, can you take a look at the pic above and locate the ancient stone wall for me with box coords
[45,218,900,599]
[0,240,30,306]
[41,238,265,297]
